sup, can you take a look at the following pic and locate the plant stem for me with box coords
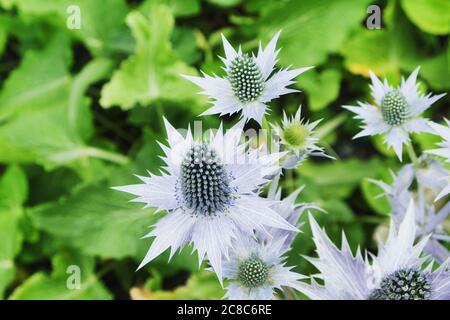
[60,261,116,300]
[194,30,213,63]
[261,116,272,151]
[85,147,130,165]
[355,215,387,225]
[286,169,295,194]
[69,58,114,140]
[406,142,418,164]
[51,147,129,166]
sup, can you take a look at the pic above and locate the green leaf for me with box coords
[149,246,199,277]
[9,252,112,300]
[0,32,71,121]
[414,131,444,153]
[0,33,79,168]
[65,0,132,54]
[0,0,14,9]
[420,46,450,90]
[69,58,114,141]
[340,3,425,78]
[0,165,28,208]
[298,69,342,111]
[144,0,200,17]
[6,0,132,55]
[254,0,372,67]
[30,186,161,260]
[100,4,201,110]
[321,199,355,223]
[0,208,23,298]
[361,178,391,216]
[341,30,393,77]
[0,34,127,169]
[0,103,89,168]
[298,159,384,199]
[371,135,397,158]
[172,27,202,65]
[207,0,241,7]
[135,271,224,300]
[401,0,450,35]
[0,14,11,57]
[0,166,27,297]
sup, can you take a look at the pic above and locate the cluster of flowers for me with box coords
[115,32,450,300]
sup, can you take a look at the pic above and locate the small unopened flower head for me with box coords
[272,106,332,169]
[283,123,310,148]
[343,67,446,160]
[183,32,313,125]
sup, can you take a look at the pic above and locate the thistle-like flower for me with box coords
[371,157,450,262]
[343,67,446,161]
[223,236,305,299]
[272,106,331,169]
[296,201,450,300]
[113,119,297,280]
[183,32,312,125]
[427,119,450,200]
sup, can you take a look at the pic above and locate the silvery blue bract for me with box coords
[343,68,446,161]
[114,119,297,281]
[297,201,450,300]
[183,32,313,125]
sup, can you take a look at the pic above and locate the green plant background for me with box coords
[0,0,448,300]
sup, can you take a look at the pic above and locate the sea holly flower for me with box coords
[371,157,450,262]
[272,106,332,169]
[113,119,297,281]
[343,67,446,161]
[222,236,306,299]
[183,32,313,125]
[427,119,450,200]
[296,201,450,300]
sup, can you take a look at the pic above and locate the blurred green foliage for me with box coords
[0,0,448,299]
